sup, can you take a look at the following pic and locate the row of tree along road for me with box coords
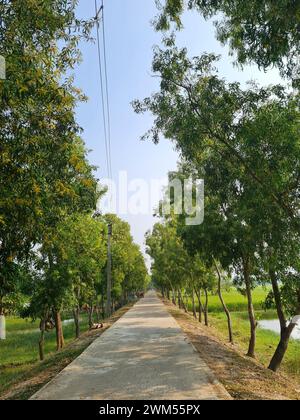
[0,1,148,360]
[136,0,300,374]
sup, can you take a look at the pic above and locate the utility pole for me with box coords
[106,222,112,317]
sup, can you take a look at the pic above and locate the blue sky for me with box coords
[74,0,282,254]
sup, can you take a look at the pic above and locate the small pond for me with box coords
[258,319,300,340]
[62,319,74,325]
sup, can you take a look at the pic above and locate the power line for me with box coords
[94,0,112,181]
[94,1,113,311]
[101,0,113,179]
[94,3,103,20]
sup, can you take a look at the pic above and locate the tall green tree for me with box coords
[133,44,300,229]
[122,244,149,304]
[142,4,300,371]
[103,214,148,312]
[155,0,300,84]
[0,0,97,336]
[56,214,107,338]
[146,220,190,309]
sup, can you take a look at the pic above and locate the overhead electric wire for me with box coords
[101,0,113,179]
[94,0,112,181]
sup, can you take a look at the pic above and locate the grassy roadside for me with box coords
[0,303,135,400]
[184,287,300,381]
[163,298,300,400]
[0,314,90,391]
[209,311,300,380]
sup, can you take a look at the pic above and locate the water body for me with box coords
[15,318,75,335]
[62,319,74,325]
[258,319,300,340]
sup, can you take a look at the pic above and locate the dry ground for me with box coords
[162,298,300,400]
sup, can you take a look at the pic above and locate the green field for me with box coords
[1,288,299,396]
[187,287,300,382]
[190,286,270,313]
[0,314,89,393]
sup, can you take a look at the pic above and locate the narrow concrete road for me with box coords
[31,292,230,400]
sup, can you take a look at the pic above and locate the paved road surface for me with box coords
[31,291,230,400]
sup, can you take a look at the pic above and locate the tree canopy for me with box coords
[135,36,300,372]
[155,0,300,84]
[0,1,149,360]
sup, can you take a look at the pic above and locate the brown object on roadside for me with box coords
[90,323,104,330]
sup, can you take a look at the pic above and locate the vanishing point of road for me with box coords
[31,291,231,400]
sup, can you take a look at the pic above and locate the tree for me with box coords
[122,244,148,304]
[101,214,148,312]
[141,5,300,371]
[22,213,105,357]
[56,214,107,337]
[0,1,98,339]
[133,44,300,230]
[213,259,234,344]
[0,262,29,339]
[155,0,300,84]
[258,235,300,372]
[21,265,55,361]
[22,210,148,360]
[175,154,275,358]
[146,220,191,309]
[164,165,233,337]
[146,212,218,325]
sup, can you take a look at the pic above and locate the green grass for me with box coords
[184,286,300,381]
[0,314,89,392]
[209,311,300,380]
[0,303,134,399]
[192,286,271,313]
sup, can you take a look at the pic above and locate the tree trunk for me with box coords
[39,319,46,361]
[214,259,234,343]
[198,301,202,323]
[96,305,101,323]
[177,290,181,308]
[194,289,203,323]
[185,293,189,311]
[101,293,105,319]
[88,304,94,329]
[268,270,298,371]
[171,287,176,305]
[203,288,209,326]
[73,308,80,338]
[243,259,257,358]
[179,290,188,313]
[54,311,64,350]
[192,289,197,319]
[268,323,296,372]
[121,290,125,306]
[269,270,286,330]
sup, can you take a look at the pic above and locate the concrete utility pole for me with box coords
[0,55,6,80]
[0,313,6,340]
[106,222,112,317]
